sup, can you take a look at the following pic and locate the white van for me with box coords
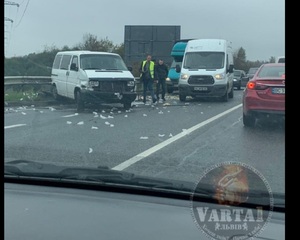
[51,50,136,111]
[276,56,285,63]
[176,39,234,101]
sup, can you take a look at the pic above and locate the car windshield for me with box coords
[257,65,285,78]
[4,1,285,239]
[233,70,242,77]
[248,68,259,74]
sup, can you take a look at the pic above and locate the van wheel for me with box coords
[179,94,186,102]
[167,86,174,94]
[124,101,132,110]
[228,85,234,98]
[75,91,85,112]
[52,85,61,101]
[221,90,229,102]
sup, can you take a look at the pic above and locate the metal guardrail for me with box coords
[4,76,144,95]
[4,76,52,85]
[4,76,142,85]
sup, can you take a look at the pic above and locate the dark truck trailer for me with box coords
[124,25,180,76]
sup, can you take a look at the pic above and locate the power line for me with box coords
[15,0,30,28]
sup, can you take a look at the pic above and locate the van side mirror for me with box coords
[228,65,234,73]
[70,63,78,71]
[175,64,181,73]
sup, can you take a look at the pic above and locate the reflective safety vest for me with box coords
[140,60,155,79]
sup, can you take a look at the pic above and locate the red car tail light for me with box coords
[246,82,256,90]
[246,82,268,90]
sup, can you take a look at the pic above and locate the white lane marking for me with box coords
[112,104,242,171]
[62,113,79,118]
[5,124,27,129]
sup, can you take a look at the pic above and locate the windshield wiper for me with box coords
[4,160,207,195]
[4,160,285,210]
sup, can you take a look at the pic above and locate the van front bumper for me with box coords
[81,89,137,104]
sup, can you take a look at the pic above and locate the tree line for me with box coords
[4,33,275,77]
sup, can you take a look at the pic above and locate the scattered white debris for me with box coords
[201,112,204,114]
[100,115,107,119]
[93,111,98,115]
[31,105,35,108]
[105,121,110,125]
[40,111,44,113]
[185,102,190,105]
[158,134,165,137]
[21,112,26,115]
[124,115,128,118]
[140,136,149,140]
[158,110,163,114]
[20,98,23,101]
[110,124,114,127]
[169,133,173,137]
[91,126,98,129]
[143,114,147,117]
[77,121,84,125]
[49,107,56,111]
[89,148,93,153]
[66,121,72,124]
[118,111,122,114]
[102,110,106,113]
[108,115,114,119]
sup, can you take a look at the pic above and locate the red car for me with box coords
[242,63,285,127]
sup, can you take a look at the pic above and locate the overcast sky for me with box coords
[4,0,285,61]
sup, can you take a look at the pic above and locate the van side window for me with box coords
[53,55,62,69]
[71,56,79,70]
[60,55,72,70]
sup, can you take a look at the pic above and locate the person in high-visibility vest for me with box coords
[139,54,157,104]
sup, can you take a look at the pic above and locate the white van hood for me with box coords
[84,70,134,79]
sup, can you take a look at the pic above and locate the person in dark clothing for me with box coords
[139,54,157,104]
[155,59,169,101]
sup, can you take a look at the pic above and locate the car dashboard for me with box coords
[5,181,285,240]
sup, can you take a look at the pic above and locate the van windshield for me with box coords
[80,54,128,70]
[183,52,225,69]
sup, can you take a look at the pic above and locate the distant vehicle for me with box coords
[247,67,259,80]
[177,39,234,102]
[51,50,136,112]
[165,40,190,93]
[233,69,246,90]
[276,56,285,63]
[242,63,285,127]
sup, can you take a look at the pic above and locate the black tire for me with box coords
[237,83,241,90]
[167,86,174,94]
[52,84,61,101]
[75,90,85,112]
[243,113,256,127]
[179,94,186,102]
[124,101,132,110]
[228,85,234,98]
[221,90,229,102]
